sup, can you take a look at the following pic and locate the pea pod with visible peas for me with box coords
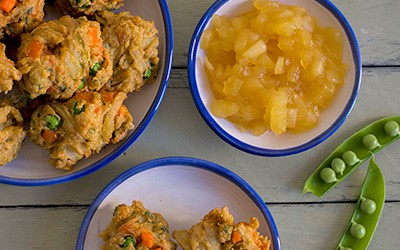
[303,115,400,197]
[336,157,385,250]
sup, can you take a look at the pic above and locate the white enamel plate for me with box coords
[0,0,173,186]
[76,157,281,250]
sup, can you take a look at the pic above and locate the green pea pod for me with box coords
[336,158,385,250]
[303,115,399,197]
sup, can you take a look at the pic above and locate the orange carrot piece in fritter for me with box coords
[0,0,16,13]
[42,130,57,144]
[140,231,154,248]
[26,40,44,59]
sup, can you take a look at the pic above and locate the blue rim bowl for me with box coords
[188,0,362,157]
[0,0,174,186]
[76,157,281,250]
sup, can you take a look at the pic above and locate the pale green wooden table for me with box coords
[1,0,399,249]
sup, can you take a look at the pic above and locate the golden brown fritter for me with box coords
[55,0,123,17]
[0,100,26,166]
[29,91,134,170]
[100,200,177,250]
[173,207,271,250]
[0,43,22,94]
[96,11,159,93]
[17,15,112,100]
[0,0,45,38]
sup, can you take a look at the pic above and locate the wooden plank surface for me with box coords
[168,0,400,67]
[0,68,399,205]
[1,0,400,249]
[0,203,397,249]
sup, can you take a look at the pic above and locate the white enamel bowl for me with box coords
[0,0,173,186]
[188,0,361,156]
[76,157,281,250]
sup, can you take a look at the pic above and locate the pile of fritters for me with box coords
[0,0,159,170]
[100,203,271,250]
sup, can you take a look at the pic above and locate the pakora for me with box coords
[100,200,177,250]
[55,0,123,17]
[96,11,159,93]
[29,91,134,170]
[17,15,112,100]
[173,206,271,250]
[0,100,26,166]
[0,0,45,38]
[0,42,22,94]
[55,0,123,16]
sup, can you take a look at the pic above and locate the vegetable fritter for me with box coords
[29,91,134,170]
[173,207,271,250]
[96,11,159,93]
[0,0,45,38]
[0,100,26,166]
[17,15,113,100]
[55,0,123,16]
[5,85,48,120]
[0,43,22,94]
[100,200,177,250]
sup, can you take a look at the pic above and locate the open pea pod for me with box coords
[336,158,385,250]
[303,115,399,197]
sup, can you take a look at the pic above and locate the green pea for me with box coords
[331,158,346,175]
[338,247,353,250]
[73,102,85,115]
[350,223,366,239]
[360,198,376,214]
[119,236,136,248]
[384,120,399,137]
[78,79,85,90]
[45,114,61,130]
[336,158,385,250]
[89,62,102,76]
[319,168,337,183]
[304,116,399,197]
[143,68,152,79]
[362,134,380,150]
[144,210,153,219]
[342,151,359,166]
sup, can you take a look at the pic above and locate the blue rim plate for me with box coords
[76,157,281,250]
[188,0,362,157]
[0,0,174,186]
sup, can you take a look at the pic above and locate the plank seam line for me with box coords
[265,200,400,206]
[170,65,400,70]
[363,65,400,68]
[0,205,89,209]
[1,201,399,209]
